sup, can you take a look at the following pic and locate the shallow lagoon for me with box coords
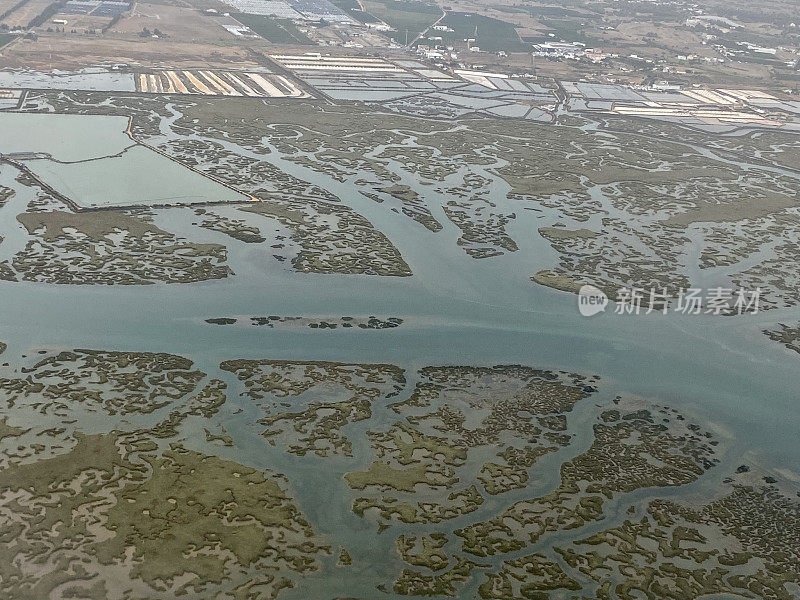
[0,69,136,92]
[0,112,249,208]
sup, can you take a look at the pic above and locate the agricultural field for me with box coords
[330,0,379,23]
[0,33,264,69]
[46,13,111,30]
[431,11,529,52]
[231,12,313,44]
[362,0,441,43]
[106,3,243,43]
[0,0,53,28]
[0,32,18,47]
[0,0,24,17]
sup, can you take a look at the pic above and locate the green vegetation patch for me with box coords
[29,1,65,28]
[362,0,441,43]
[330,0,379,23]
[434,12,529,53]
[232,13,313,44]
[0,416,27,441]
[397,533,449,570]
[0,33,19,48]
[345,460,449,492]
[529,18,601,45]
[94,446,321,583]
[14,210,231,285]
[0,431,328,598]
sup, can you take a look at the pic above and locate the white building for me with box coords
[533,42,585,59]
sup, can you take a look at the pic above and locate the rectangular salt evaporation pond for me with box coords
[0,112,249,208]
[0,70,135,91]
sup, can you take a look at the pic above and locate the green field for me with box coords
[330,0,380,23]
[0,33,18,49]
[362,0,441,44]
[232,13,313,45]
[430,12,529,53]
[528,18,601,45]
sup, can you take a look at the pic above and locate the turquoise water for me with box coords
[0,112,131,160]
[0,108,797,467]
[0,186,797,467]
[1,193,797,596]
